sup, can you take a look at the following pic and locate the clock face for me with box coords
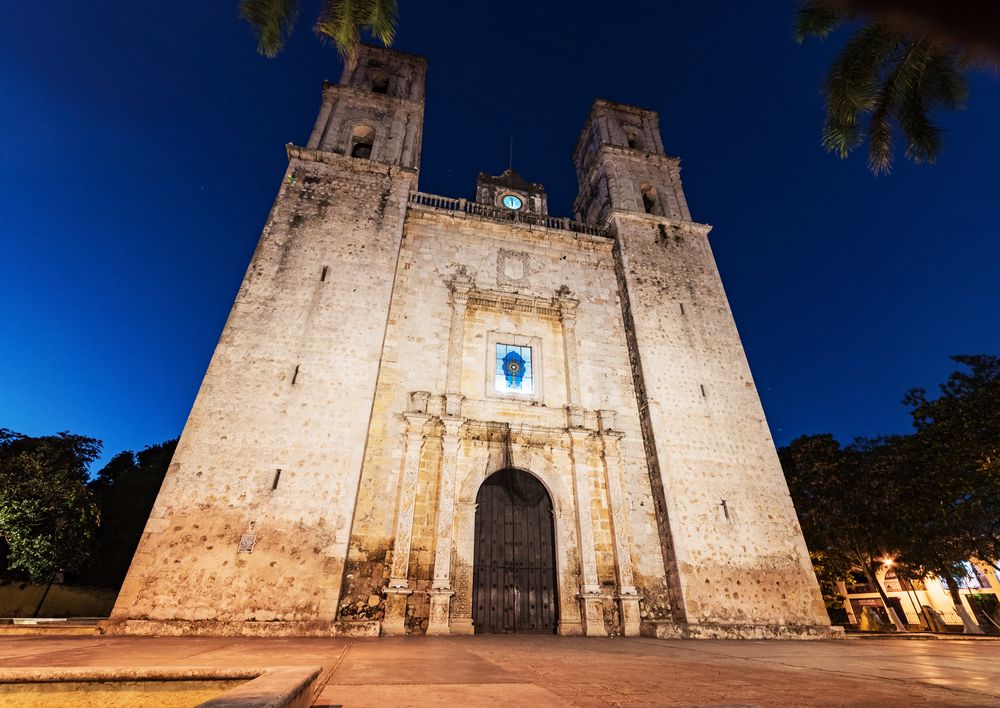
[501,194,523,210]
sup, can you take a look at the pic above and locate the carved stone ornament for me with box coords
[497,248,530,287]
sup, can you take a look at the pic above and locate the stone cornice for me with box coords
[609,212,713,238]
[462,419,574,447]
[596,142,681,166]
[285,144,417,177]
[465,287,565,319]
[320,82,424,110]
[573,144,680,189]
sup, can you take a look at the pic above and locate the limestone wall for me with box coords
[612,211,829,628]
[110,150,416,625]
[338,207,672,635]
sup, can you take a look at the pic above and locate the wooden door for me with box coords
[473,469,557,634]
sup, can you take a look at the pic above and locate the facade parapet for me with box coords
[408,191,610,238]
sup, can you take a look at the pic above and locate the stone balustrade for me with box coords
[408,191,610,238]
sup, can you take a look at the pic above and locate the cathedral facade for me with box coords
[108,46,832,638]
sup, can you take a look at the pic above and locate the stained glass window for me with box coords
[495,343,533,394]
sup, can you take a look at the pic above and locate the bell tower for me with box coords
[573,100,689,224]
[109,46,428,631]
[573,99,829,634]
[307,45,425,168]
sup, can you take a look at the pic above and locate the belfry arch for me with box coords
[473,468,559,634]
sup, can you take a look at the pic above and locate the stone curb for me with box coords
[0,665,322,708]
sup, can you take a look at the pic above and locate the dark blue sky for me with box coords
[3,1,999,470]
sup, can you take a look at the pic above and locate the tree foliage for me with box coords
[239,0,398,62]
[794,0,969,173]
[79,439,177,588]
[781,355,1000,622]
[0,429,102,582]
[899,355,1000,577]
[779,433,907,607]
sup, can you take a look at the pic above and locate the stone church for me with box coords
[108,46,832,638]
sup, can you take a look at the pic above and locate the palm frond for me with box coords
[797,3,972,173]
[315,0,398,65]
[888,38,940,167]
[794,0,848,43]
[898,90,941,165]
[240,0,301,58]
[821,24,900,158]
[862,37,928,173]
[866,95,894,174]
[821,116,864,160]
[366,0,398,46]
[922,52,969,109]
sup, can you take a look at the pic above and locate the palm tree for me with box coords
[239,0,398,63]
[795,1,969,174]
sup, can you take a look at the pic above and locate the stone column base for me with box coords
[557,619,584,636]
[449,617,475,635]
[578,592,608,637]
[382,587,412,636]
[425,589,454,636]
[616,594,642,637]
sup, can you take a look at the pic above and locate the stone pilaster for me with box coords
[426,417,464,635]
[569,428,606,636]
[382,411,430,635]
[449,500,478,635]
[307,94,335,149]
[444,272,470,419]
[559,294,581,407]
[553,507,585,636]
[445,273,472,419]
[599,410,641,636]
[319,99,346,151]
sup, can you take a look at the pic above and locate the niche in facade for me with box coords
[641,184,658,215]
[350,125,375,159]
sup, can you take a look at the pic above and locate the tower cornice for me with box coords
[286,144,418,176]
[607,212,712,238]
[321,82,425,111]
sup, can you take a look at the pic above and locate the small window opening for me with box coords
[679,302,685,316]
[625,128,642,150]
[291,365,300,385]
[700,384,706,397]
[627,136,638,149]
[320,265,328,282]
[641,184,658,214]
[495,343,534,395]
[371,75,390,94]
[350,124,375,159]
[272,469,282,490]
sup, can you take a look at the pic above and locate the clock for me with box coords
[501,194,523,210]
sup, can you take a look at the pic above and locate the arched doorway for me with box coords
[473,468,558,634]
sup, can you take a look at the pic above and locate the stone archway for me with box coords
[472,468,558,634]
